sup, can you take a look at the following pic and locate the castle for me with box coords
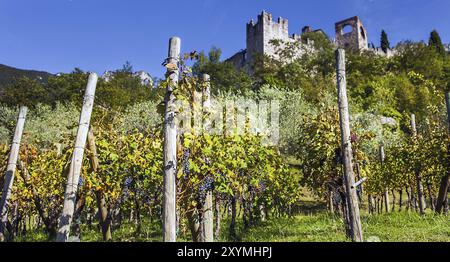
[227,11,394,72]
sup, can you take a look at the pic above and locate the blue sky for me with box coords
[0,0,449,78]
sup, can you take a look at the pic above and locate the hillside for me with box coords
[0,64,52,88]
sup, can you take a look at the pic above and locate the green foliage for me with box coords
[394,41,447,83]
[428,30,446,57]
[116,101,162,133]
[0,103,79,148]
[169,60,302,232]
[381,30,390,53]
[0,64,158,110]
[252,36,335,102]
[0,77,49,107]
[192,47,252,93]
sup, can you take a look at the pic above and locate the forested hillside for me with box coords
[0,64,51,89]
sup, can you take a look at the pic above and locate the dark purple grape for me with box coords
[196,176,215,205]
[182,149,190,177]
[78,177,84,187]
[124,177,133,187]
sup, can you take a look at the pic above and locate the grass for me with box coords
[240,200,450,242]
[13,200,450,242]
[240,211,450,242]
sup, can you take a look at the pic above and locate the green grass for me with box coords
[13,201,450,242]
[240,202,450,242]
[241,213,348,242]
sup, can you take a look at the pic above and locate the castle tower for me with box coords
[246,11,291,65]
[335,16,368,51]
[227,11,325,73]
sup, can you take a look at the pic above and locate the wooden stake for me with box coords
[87,128,112,241]
[447,92,450,133]
[56,73,98,242]
[0,106,27,241]
[410,114,417,136]
[335,49,363,242]
[163,37,180,242]
[435,92,450,213]
[202,74,214,242]
[380,146,390,213]
[410,114,425,215]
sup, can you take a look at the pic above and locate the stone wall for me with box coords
[445,44,450,53]
[227,50,248,72]
[370,47,396,58]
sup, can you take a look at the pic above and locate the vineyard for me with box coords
[0,32,450,243]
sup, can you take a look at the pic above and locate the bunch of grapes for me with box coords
[351,133,359,143]
[196,176,215,206]
[203,176,214,191]
[217,192,228,201]
[124,177,133,188]
[182,149,190,178]
[259,181,267,193]
[78,177,84,187]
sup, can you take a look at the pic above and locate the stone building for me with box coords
[102,70,154,87]
[334,16,369,51]
[227,11,395,72]
[445,44,450,53]
[334,16,395,57]
[227,11,310,72]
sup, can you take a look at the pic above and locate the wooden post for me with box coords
[436,92,450,213]
[0,106,27,241]
[56,73,98,242]
[379,146,390,213]
[202,74,214,242]
[447,92,450,133]
[163,37,180,242]
[335,49,363,242]
[87,128,112,241]
[391,189,396,212]
[214,197,221,240]
[410,114,426,215]
[368,195,375,214]
[355,162,363,204]
[410,114,417,136]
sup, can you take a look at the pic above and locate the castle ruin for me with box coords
[227,11,310,72]
[227,11,394,72]
[335,16,368,51]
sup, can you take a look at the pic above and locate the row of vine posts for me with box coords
[0,36,449,242]
[368,109,450,216]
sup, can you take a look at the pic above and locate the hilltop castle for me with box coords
[227,11,394,72]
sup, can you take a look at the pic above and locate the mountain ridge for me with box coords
[0,64,52,88]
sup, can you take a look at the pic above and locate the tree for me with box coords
[192,47,251,94]
[381,30,390,53]
[0,77,48,107]
[428,30,446,56]
[395,41,444,82]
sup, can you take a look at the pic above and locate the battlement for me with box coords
[246,11,290,38]
[247,11,289,29]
